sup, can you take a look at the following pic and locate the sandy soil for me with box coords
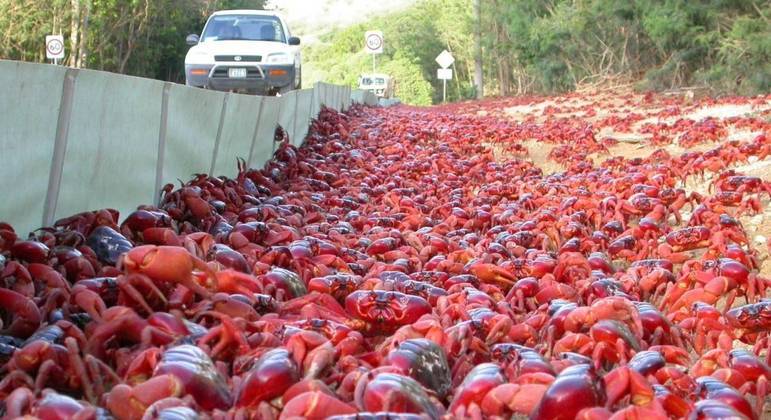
[490,140,563,175]
[685,104,758,121]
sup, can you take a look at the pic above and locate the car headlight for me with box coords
[186,50,210,63]
[266,52,293,65]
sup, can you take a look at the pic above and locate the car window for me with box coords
[202,15,286,42]
[375,78,385,84]
[360,78,373,86]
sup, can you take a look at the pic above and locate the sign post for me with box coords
[437,68,453,103]
[365,30,384,73]
[46,35,65,65]
[435,50,455,103]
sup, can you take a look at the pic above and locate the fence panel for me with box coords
[0,61,66,231]
[212,94,263,178]
[163,84,226,197]
[250,96,281,169]
[0,60,353,232]
[55,69,164,221]
[293,89,314,146]
[277,91,298,144]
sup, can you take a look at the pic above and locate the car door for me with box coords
[281,18,301,87]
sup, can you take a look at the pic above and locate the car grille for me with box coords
[210,67,264,79]
[214,55,261,62]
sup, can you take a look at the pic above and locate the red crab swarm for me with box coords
[1,97,770,420]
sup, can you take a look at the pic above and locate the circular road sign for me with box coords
[365,31,383,54]
[47,38,63,56]
[46,35,65,59]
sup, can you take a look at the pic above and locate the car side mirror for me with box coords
[186,34,200,46]
[288,36,301,46]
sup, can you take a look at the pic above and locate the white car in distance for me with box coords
[184,10,301,95]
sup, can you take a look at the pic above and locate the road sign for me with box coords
[438,68,453,103]
[46,35,65,61]
[435,50,454,69]
[365,31,384,54]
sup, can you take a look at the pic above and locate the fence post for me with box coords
[247,97,265,167]
[209,93,230,176]
[42,68,78,227]
[154,82,172,204]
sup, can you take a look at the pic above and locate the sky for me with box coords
[265,0,414,43]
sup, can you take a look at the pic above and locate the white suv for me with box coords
[184,10,301,95]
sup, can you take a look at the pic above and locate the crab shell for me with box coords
[344,290,431,334]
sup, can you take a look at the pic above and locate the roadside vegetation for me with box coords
[306,0,770,104]
[0,0,767,104]
[0,0,265,81]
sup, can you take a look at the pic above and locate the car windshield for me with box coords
[202,15,285,43]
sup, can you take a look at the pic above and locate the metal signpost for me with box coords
[46,35,65,65]
[365,30,384,73]
[435,50,455,103]
[437,68,453,103]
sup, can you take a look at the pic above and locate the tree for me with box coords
[0,0,265,81]
[473,0,483,98]
[1,0,766,97]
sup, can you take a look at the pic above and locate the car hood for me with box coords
[189,40,292,57]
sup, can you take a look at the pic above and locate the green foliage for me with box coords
[0,0,70,62]
[303,0,473,105]
[1,0,767,98]
[381,53,433,106]
[0,0,266,82]
[519,0,771,96]
[703,14,771,94]
[306,0,769,102]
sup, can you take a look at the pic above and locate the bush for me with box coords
[382,54,433,106]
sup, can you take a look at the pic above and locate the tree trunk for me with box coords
[495,8,511,96]
[118,0,150,74]
[53,7,58,36]
[473,0,484,99]
[77,0,90,67]
[119,17,135,73]
[447,45,462,100]
[69,0,80,67]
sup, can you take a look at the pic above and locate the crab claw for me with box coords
[106,374,184,420]
[119,245,214,298]
[281,391,357,419]
[141,227,182,247]
[466,262,516,288]
[0,288,42,338]
[283,330,335,379]
[481,383,548,417]
[604,365,656,408]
